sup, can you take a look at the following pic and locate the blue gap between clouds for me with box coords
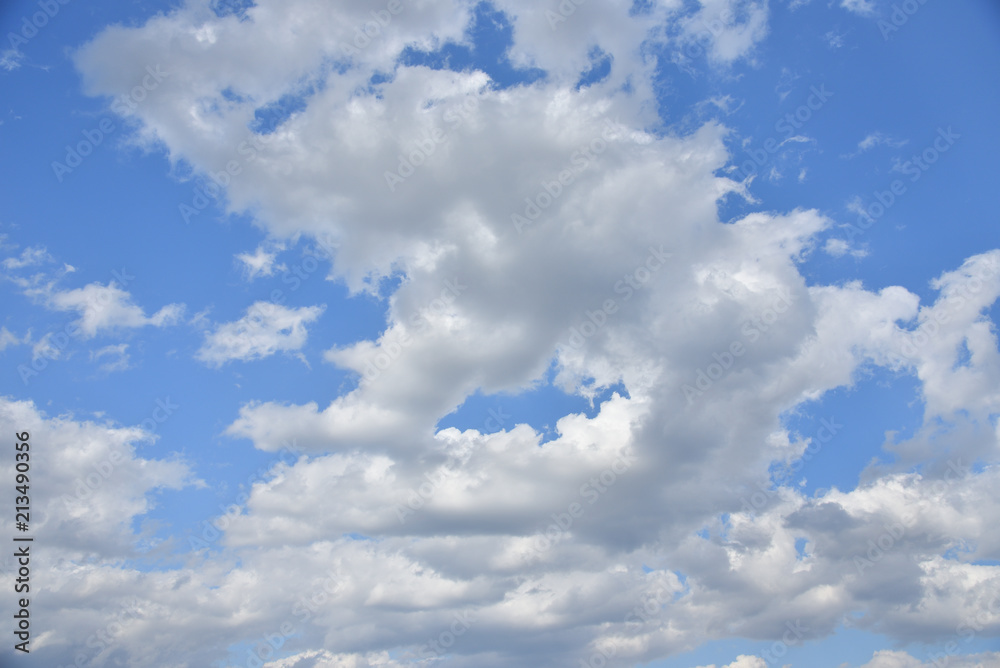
[89,223,393,563]
[399,2,545,90]
[773,367,924,496]
[251,85,318,135]
[953,339,973,371]
[795,536,809,559]
[575,47,613,89]
[210,0,255,21]
[629,0,656,17]
[156,234,393,560]
[435,361,629,444]
[249,58,346,134]
[220,87,247,104]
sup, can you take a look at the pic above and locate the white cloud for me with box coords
[824,237,868,259]
[237,242,287,279]
[677,0,771,66]
[843,131,909,158]
[197,302,324,366]
[263,651,409,667]
[858,132,902,151]
[859,650,1000,668]
[696,656,769,668]
[887,251,1000,425]
[0,395,195,556]
[0,326,21,351]
[90,343,131,373]
[54,1,1000,666]
[841,0,876,15]
[0,397,199,662]
[825,29,846,48]
[0,48,24,71]
[2,245,52,269]
[47,281,185,338]
[2,245,184,339]
[31,332,62,361]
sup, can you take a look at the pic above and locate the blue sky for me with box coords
[1,0,1000,667]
